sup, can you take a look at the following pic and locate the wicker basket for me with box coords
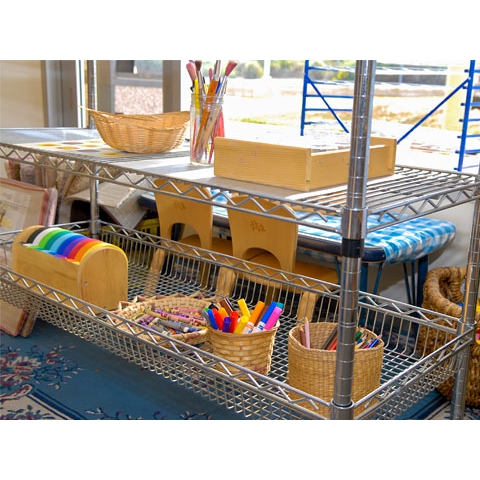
[288,322,384,417]
[420,266,480,406]
[87,108,190,154]
[112,293,211,345]
[208,324,279,377]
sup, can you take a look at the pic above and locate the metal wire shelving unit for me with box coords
[0,61,478,419]
[0,223,474,419]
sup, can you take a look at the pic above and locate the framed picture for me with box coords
[0,178,57,336]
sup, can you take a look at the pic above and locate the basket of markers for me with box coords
[204,297,281,376]
[111,292,212,345]
[288,321,384,417]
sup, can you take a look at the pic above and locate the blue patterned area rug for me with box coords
[0,320,244,420]
[1,319,478,421]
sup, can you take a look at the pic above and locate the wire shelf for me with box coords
[0,224,473,419]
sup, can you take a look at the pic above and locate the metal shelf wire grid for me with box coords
[0,224,473,420]
[1,131,479,233]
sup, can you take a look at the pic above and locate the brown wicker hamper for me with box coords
[420,266,480,406]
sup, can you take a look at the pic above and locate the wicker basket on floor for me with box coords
[288,322,384,417]
[111,293,211,345]
[420,266,480,407]
[87,108,189,154]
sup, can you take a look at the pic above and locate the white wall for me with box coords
[375,144,475,303]
[0,60,46,128]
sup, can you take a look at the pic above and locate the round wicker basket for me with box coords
[112,293,211,345]
[420,266,480,407]
[87,108,190,154]
[288,322,384,417]
[208,324,279,377]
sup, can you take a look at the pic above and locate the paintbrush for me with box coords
[186,61,197,91]
[219,60,238,94]
[194,60,205,96]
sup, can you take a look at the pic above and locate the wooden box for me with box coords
[12,225,128,310]
[214,136,396,191]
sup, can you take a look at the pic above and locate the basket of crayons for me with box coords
[86,108,190,154]
[111,293,211,345]
[288,321,384,417]
[205,297,281,376]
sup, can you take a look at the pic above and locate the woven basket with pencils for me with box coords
[112,293,211,345]
[419,266,480,407]
[288,322,384,418]
[87,108,190,154]
[208,324,279,377]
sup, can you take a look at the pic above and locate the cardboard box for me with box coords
[214,136,396,191]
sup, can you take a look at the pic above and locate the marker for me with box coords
[263,306,282,331]
[212,308,224,330]
[248,300,265,327]
[207,308,218,330]
[234,315,249,334]
[220,297,234,315]
[218,307,229,319]
[229,311,239,333]
[237,299,250,318]
[222,316,232,333]
[252,302,278,332]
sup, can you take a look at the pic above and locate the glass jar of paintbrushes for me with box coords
[186,60,237,165]
[190,92,224,165]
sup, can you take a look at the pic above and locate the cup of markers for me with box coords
[205,297,281,376]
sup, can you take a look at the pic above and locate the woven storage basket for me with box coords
[112,293,211,345]
[208,324,279,377]
[87,108,190,154]
[288,322,384,417]
[420,266,480,406]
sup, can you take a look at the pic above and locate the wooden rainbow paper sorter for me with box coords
[12,225,128,310]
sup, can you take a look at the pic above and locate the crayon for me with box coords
[150,318,200,333]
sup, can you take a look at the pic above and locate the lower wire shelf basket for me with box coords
[0,223,473,419]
